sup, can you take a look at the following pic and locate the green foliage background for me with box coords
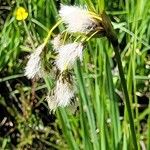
[0,0,150,149]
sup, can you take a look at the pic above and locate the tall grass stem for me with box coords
[111,42,138,149]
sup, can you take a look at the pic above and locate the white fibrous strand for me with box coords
[55,42,83,72]
[47,76,74,111]
[25,43,45,79]
[59,5,98,33]
[51,34,62,50]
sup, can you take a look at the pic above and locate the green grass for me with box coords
[0,0,150,149]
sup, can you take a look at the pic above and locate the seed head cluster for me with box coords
[25,4,103,111]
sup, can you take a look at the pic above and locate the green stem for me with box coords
[100,11,137,149]
[111,41,138,149]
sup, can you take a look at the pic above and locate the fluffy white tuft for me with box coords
[59,5,97,33]
[55,78,74,106]
[25,44,45,79]
[51,34,62,50]
[47,77,74,111]
[55,42,83,72]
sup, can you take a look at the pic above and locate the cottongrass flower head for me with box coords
[59,5,99,33]
[47,75,74,111]
[55,42,83,72]
[25,43,45,79]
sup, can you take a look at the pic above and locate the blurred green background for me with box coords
[0,0,150,149]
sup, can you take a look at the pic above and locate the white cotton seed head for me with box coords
[55,42,83,72]
[59,5,97,33]
[55,78,74,107]
[25,44,45,79]
[46,78,74,111]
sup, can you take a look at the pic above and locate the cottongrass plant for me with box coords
[47,5,104,110]
[24,4,138,148]
[25,4,102,110]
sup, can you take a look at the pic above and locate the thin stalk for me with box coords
[43,19,62,45]
[105,49,121,149]
[57,109,79,150]
[111,42,137,149]
[101,12,138,149]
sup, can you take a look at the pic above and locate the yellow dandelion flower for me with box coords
[16,7,28,21]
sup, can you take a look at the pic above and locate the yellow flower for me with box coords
[16,7,28,21]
